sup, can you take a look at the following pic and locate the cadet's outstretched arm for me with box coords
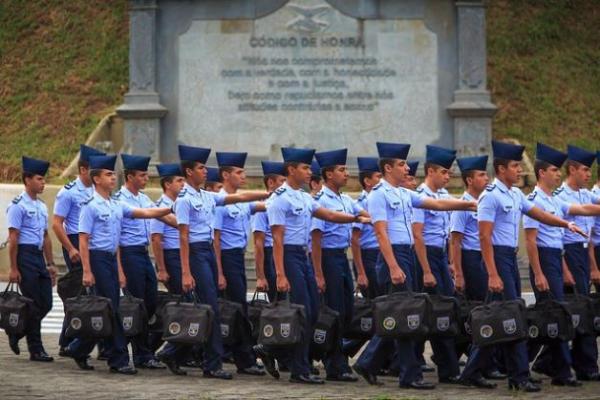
[568,203,600,216]
[132,207,172,219]
[224,192,270,205]
[526,206,587,237]
[420,197,477,212]
[313,207,364,224]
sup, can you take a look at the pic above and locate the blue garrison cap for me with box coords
[22,156,49,176]
[567,145,596,168]
[315,148,347,169]
[407,161,419,177]
[536,143,567,168]
[457,155,488,172]
[79,144,106,163]
[426,145,456,169]
[156,163,182,178]
[492,140,525,161]
[178,144,211,164]
[121,154,151,171]
[376,142,410,160]
[216,152,247,168]
[206,167,220,183]
[357,157,380,173]
[89,155,117,171]
[281,147,315,164]
[310,160,321,176]
[261,161,285,176]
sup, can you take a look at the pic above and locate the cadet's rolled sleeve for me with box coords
[175,199,191,225]
[150,218,164,235]
[522,214,540,230]
[519,191,535,213]
[213,206,225,230]
[78,205,94,234]
[121,203,135,219]
[412,207,425,224]
[309,198,322,214]
[477,193,496,222]
[409,190,425,208]
[449,210,466,234]
[53,191,71,218]
[212,192,227,207]
[252,213,268,233]
[311,217,325,233]
[6,205,23,230]
[267,197,287,226]
[367,191,387,223]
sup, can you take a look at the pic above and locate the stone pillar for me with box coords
[447,0,496,157]
[116,0,167,162]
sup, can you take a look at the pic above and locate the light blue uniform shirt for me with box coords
[366,179,424,246]
[7,191,48,249]
[113,186,155,247]
[477,178,534,248]
[252,196,273,247]
[214,188,257,250]
[311,185,363,249]
[413,183,451,249]
[267,182,322,246]
[79,191,134,252]
[592,185,600,245]
[353,190,378,249]
[450,192,480,251]
[53,177,94,235]
[522,186,571,249]
[150,194,179,250]
[554,182,600,245]
[174,183,226,244]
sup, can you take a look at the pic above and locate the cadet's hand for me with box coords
[423,271,437,288]
[82,270,95,287]
[157,269,170,284]
[118,269,127,289]
[68,247,81,264]
[277,274,291,292]
[356,272,369,290]
[488,274,504,293]
[567,222,588,238]
[256,277,269,292]
[315,274,326,293]
[454,273,465,293]
[8,268,21,284]
[534,272,550,292]
[563,268,576,287]
[390,266,406,285]
[356,216,371,225]
[218,273,227,290]
[591,269,600,285]
[47,265,58,287]
[182,272,195,292]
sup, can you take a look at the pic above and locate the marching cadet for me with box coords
[412,145,460,384]
[252,161,286,301]
[353,142,476,389]
[311,148,367,382]
[113,154,172,370]
[66,154,172,374]
[554,144,600,381]
[254,147,369,385]
[52,144,104,355]
[459,141,587,392]
[205,167,223,192]
[213,151,266,376]
[524,143,600,386]
[6,156,56,362]
[161,144,269,380]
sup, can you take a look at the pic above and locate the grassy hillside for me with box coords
[0,0,597,182]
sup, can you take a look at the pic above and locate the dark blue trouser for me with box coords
[263,246,277,302]
[59,234,80,348]
[14,245,52,354]
[462,249,488,302]
[564,242,598,376]
[220,247,256,370]
[68,250,129,368]
[527,247,573,380]
[163,249,183,295]
[120,245,158,365]
[460,246,529,384]
[161,242,224,372]
[356,245,422,385]
[321,248,354,376]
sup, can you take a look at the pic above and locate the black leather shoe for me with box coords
[576,372,600,381]
[439,375,461,384]
[483,370,507,380]
[399,379,436,390]
[183,359,203,369]
[157,354,187,376]
[8,335,20,355]
[459,377,497,389]
[508,380,541,392]
[136,359,166,369]
[551,377,582,387]
[30,351,54,362]
[203,369,233,380]
[110,366,138,375]
[59,347,69,357]
[75,357,94,371]
[353,364,383,386]
[252,345,279,379]
[326,372,359,382]
[420,364,435,373]
[238,365,266,376]
[289,374,325,384]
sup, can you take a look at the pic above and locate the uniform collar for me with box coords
[493,178,510,193]
[75,177,88,191]
[93,189,110,203]
[183,182,201,195]
[282,181,300,193]
[462,191,475,202]
[322,185,340,198]
[20,190,35,203]
[380,178,396,191]
[120,185,140,199]
[533,185,552,201]
[561,181,579,195]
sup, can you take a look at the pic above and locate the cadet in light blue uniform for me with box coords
[6,156,55,362]
[311,149,364,382]
[412,145,460,384]
[252,161,286,301]
[66,155,172,374]
[53,144,104,353]
[213,151,265,376]
[460,141,586,392]
[554,145,600,381]
[114,154,165,369]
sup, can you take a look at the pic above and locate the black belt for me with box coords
[17,244,43,253]
[284,245,308,252]
[89,249,117,257]
[322,248,347,254]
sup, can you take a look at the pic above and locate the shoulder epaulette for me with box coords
[314,190,324,200]
[64,181,76,190]
[274,187,287,196]
[357,193,366,202]
[372,182,382,191]
[416,187,425,194]
[485,184,496,192]
[82,196,94,205]
[527,192,537,201]
[11,195,22,204]
[553,187,564,196]
[155,198,165,207]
